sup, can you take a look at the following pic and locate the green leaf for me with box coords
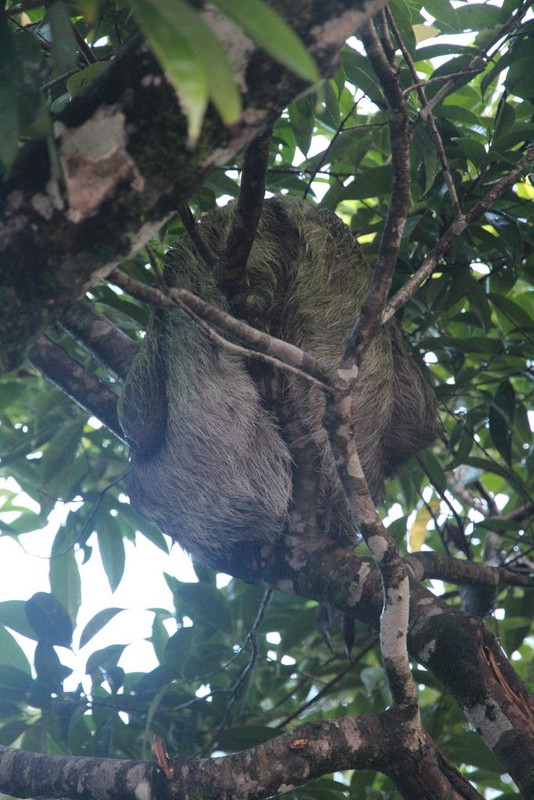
[85,644,126,677]
[489,380,515,465]
[164,627,195,671]
[423,0,460,31]
[150,610,171,664]
[173,582,232,633]
[34,641,72,693]
[49,525,81,628]
[46,1,78,74]
[0,627,32,674]
[66,62,108,95]
[336,165,393,202]
[445,731,501,772]
[490,293,534,331]
[289,94,315,156]
[79,608,124,649]
[341,48,384,104]
[131,0,241,142]
[417,450,447,493]
[0,600,39,641]
[6,511,42,534]
[213,0,318,84]
[97,515,125,593]
[25,592,73,647]
[0,665,33,701]
[40,418,86,491]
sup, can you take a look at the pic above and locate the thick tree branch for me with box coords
[407,552,533,589]
[0,0,387,374]
[209,534,534,795]
[0,705,481,800]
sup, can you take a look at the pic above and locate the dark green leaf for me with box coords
[49,526,81,628]
[34,641,72,694]
[0,600,38,641]
[46,1,78,74]
[0,626,32,674]
[0,665,33,701]
[66,62,108,95]
[86,644,126,677]
[97,515,126,593]
[25,592,73,647]
[79,608,124,649]
[489,380,515,464]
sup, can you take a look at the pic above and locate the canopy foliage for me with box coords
[0,0,534,798]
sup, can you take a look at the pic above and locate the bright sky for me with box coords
[0,476,197,687]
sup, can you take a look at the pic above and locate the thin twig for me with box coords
[303,98,360,198]
[383,147,534,322]
[205,590,273,752]
[386,6,463,220]
[108,269,334,390]
[344,17,411,363]
[178,203,219,270]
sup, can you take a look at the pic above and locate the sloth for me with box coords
[118,197,439,561]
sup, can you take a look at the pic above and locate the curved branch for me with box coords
[209,534,534,795]
[0,706,479,800]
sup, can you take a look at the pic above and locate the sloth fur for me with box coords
[118,197,439,560]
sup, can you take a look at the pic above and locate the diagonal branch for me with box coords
[383,147,534,322]
[108,269,335,390]
[61,300,139,380]
[28,335,125,442]
[387,6,463,221]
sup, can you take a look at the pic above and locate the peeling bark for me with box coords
[0,0,386,373]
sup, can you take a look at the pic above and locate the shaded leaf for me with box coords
[25,592,73,647]
[79,608,124,649]
[0,626,32,674]
[213,0,318,83]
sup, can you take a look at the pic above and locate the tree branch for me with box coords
[321,14,416,715]
[108,269,335,390]
[61,300,139,380]
[28,335,125,442]
[0,705,480,800]
[0,0,388,374]
[383,147,534,322]
[216,129,273,322]
[386,6,463,220]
